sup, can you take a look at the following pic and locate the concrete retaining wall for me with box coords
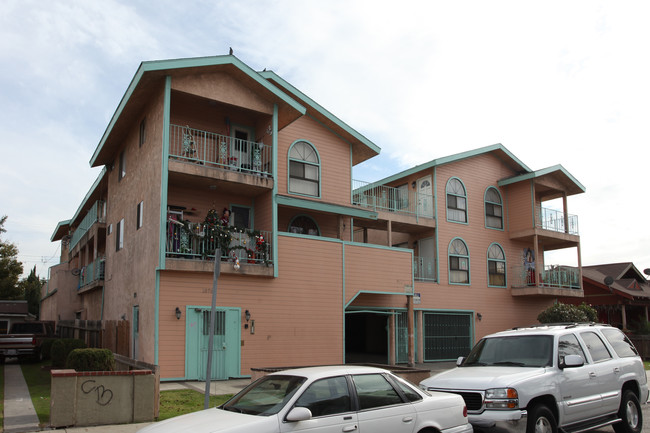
[50,369,155,428]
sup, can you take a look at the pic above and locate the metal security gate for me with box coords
[423,312,472,361]
[185,307,240,380]
[396,312,409,364]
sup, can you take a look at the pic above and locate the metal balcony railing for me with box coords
[69,200,106,250]
[78,257,105,290]
[535,206,579,235]
[513,265,581,290]
[167,221,272,265]
[170,124,272,177]
[352,180,434,218]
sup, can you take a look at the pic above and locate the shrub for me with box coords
[51,338,87,368]
[40,338,56,360]
[66,348,115,372]
[537,302,598,324]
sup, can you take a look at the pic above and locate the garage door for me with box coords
[423,312,472,361]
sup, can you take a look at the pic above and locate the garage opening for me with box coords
[345,312,388,364]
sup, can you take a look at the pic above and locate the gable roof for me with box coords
[582,262,650,300]
[498,164,586,197]
[260,71,380,165]
[90,55,307,167]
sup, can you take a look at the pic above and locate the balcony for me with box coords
[170,125,272,177]
[166,221,272,275]
[414,256,437,282]
[511,265,583,297]
[69,200,106,250]
[536,206,579,235]
[78,257,105,293]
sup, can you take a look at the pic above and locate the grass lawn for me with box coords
[158,389,232,421]
[20,360,52,426]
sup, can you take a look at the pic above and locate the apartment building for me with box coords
[42,55,586,380]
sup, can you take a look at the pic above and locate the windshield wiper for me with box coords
[463,361,487,366]
[492,361,526,366]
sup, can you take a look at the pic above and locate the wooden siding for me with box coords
[505,180,533,233]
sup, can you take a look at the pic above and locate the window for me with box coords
[395,184,409,210]
[446,178,467,223]
[118,150,126,181]
[449,238,469,284]
[485,187,503,229]
[580,331,612,362]
[136,201,143,230]
[288,215,320,236]
[352,374,403,410]
[601,328,639,358]
[289,141,320,197]
[139,118,146,147]
[294,376,351,417]
[116,218,124,251]
[231,205,251,229]
[558,333,587,365]
[487,243,506,287]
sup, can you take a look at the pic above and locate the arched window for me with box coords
[487,243,506,287]
[288,215,320,236]
[446,178,467,223]
[289,141,320,197]
[448,238,470,284]
[485,187,503,229]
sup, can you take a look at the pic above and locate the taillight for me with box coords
[463,405,467,417]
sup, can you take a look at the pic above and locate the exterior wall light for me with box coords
[175,307,182,320]
[245,310,251,322]
[476,312,482,321]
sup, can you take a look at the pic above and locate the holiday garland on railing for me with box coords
[170,208,271,265]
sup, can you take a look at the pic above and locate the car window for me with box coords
[558,333,587,364]
[294,376,351,417]
[391,376,423,402]
[464,335,553,367]
[353,374,404,410]
[601,328,639,358]
[223,375,305,416]
[580,331,612,362]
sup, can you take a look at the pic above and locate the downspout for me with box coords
[155,75,172,364]
[272,104,279,277]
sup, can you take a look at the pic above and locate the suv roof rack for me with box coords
[511,322,607,330]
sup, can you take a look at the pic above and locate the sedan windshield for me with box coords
[463,335,553,367]
[222,375,306,416]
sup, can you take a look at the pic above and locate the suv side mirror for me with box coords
[456,356,465,366]
[560,354,584,369]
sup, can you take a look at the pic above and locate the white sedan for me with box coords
[139,365,472,433]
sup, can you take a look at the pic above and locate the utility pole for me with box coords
[204,248,221,409]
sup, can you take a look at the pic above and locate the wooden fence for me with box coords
[56,320,130,357]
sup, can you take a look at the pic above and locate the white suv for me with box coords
[420,323,648,433]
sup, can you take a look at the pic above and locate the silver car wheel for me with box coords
[625,399,640,429]
[535,415,553,433]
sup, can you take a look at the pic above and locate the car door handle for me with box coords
[614,367,620,374]
[403,416,414,423]
[342,425,358,432]
[589,372,597,378]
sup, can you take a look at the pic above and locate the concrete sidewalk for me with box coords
[3,363,40,433]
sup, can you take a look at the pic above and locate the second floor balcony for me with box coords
[511,264,582,297]
[536,206,579,235]
[78,257,105,293]
[352,180,434,221]
[170,124,272,177]
[70,200,106,251]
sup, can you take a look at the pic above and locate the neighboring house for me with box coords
[559,263,650,330]
[0,301,33,333]
[42,55,586,381]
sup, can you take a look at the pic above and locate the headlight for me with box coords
[484,388,519,409]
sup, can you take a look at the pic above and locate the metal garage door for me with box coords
[423,312,472,361]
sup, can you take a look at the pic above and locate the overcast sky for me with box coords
[1,0,648,279]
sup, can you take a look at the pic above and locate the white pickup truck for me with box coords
[420,323,648,433]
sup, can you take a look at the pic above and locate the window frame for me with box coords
[448,237,470,285]
[118,150,126,181]
[484,186,504,230]
[487,243,506,287]
[139,118,146,148]
[288,140,321,198]
[288,214,320,236]
[136,201,143,230]
[446,177,468,224]
[116,218,124,251]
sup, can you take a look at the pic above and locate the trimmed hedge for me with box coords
[67,348,115,372]
[51,338,86,368]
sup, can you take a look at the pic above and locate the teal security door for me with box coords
[185,307,240,380]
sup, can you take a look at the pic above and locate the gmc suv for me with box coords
[420,323,648,433]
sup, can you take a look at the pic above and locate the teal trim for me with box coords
[345,309,403,315]
[90,55,306,167]
[487,242,507,288]
[287,214,321,236]
[287,139,322,198]
[50,220,71,242]
[498,164,586,193]
[230,203,254,229]
[433,167,440,283]
[259,71,380,156]
[272,104,279,278]
[448,237,470,286]
[365,143,531,188]
[349,145,353,205]
[416,308,476,349]
[276,195,378,220]
[484,186,505,231]
[445,177,469,225]
[345,290,415,309]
